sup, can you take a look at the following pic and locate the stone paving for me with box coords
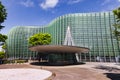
[0,62,120,80]
[0,68,52,80]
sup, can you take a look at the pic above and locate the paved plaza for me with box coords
[0,62,120,80]
[0,68,52,80]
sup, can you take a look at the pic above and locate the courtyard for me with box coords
[0,62,120,80]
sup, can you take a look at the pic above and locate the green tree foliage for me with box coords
[0,1,7,44]
[0,34,7,42]
[0,1,7,29]
[28,33,52,46]
[2,43,6,49]
[0,51,5,59]
[113,7,120,40]
[2,43,8,59]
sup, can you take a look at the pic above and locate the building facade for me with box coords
[6,12,120,62]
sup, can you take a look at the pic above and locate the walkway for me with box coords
[0,62,120,80]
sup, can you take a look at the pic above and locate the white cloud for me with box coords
[20,0,34,7]
[101,0,120,11]
[40,0,59,10]
[68,0,83,4]
[101,2,120,11]
[101,0,111,5]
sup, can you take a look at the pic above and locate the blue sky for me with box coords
[0,0,120,34]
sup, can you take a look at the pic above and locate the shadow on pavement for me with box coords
[104,73,120,80]
[94,65,120,72]
[30,62,85,66]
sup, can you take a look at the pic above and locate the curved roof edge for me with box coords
[8,11,113,34]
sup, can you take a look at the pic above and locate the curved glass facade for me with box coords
[6,12,120,62]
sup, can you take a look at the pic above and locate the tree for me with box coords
[0,1,7,44]
[0,51,5,64]
[113,7,120,60]
[0,34,7,46]
[2,43,8,59]
[0,34,7,42]
[0,2,7,63]
[2,43,6,49]
[0,51,5,59]
[29,33,51,62]
[0,1,7,29]
[113,7,120,41]
[28,33,52,46]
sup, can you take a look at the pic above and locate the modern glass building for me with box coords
[6,12,120,62]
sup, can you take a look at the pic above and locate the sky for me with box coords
[0,0,120,34]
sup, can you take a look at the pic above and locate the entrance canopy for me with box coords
[29,45,89,53]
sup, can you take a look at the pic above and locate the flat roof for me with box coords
[29,45,89,53]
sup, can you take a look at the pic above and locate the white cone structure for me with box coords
[64,26,80,62]
[64,26,75,46]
